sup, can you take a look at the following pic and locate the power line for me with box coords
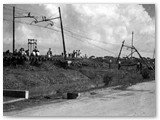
[4,16,120,52]
[3,18,61,33]
[4,4,59,18]
[4,9,153,57]
[4,5,40,16]
[64,31,117,56]
[3,5,13,10]
[4,6,32,16]
[4,5,121,47]
[52,21,122,46]
[4,17,151,56]
[52,24,120,54]
[3,18,117,55]
[3,11,22,17]
[58,24,122,46]
[53,25,118,55]
[4,17,152,56]
[3,12,13,16]
[53,23,121,46]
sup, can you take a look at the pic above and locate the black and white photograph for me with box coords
[3,3,156,117]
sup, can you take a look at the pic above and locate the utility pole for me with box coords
[131,31,134,58]
[12,7,41,54]
[116,40,125,64]
[13,6,15,53]
[153,48,155,59]
[58,7,66,60]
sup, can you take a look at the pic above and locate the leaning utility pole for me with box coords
[13,6,15,53]
[58,7,66,60]
[131,31,134,58]
[116,40,125,64]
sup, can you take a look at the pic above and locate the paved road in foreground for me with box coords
[4,81,156,116]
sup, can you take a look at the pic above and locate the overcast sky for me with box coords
[3,4,155,58]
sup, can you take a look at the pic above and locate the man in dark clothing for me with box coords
[118,60,121,70]
[47,48,52,58]
[13,49,18,56]
[136,62,140,71]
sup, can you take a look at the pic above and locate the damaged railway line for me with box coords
[3,4,155,115]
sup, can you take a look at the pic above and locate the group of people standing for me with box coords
[13,48,29,57]
[31,46,40,56]
[13,47,82,59]
[108,59,122,70]
[11,47,144,72]
[13,46,50,57]
[67,50,81,58]
[108,59,143,71]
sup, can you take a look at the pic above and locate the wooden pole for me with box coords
[13,6,15,53]
[116,40,125,64]
[133,46,154,70]
[131,31,134,58]
[58,7,66,60]
[153,48,155,59]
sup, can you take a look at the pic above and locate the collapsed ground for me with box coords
[3,57,155,112]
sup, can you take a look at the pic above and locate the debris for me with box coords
[62,92,80,99]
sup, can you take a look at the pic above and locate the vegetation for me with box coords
[3,56,155,112]
[141,68,150,79]
[103,73,113,86]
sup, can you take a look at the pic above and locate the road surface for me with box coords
[4,81,156,116]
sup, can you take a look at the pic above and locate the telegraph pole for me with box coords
[13,6,15,53]
[131,31,134,58]
[116,40,125,64]
[153,48,155,59]
[58,7,66,60]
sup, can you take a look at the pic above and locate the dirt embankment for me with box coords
[3,58,155,112]
[3,59,155,98]
[4,61,95,98]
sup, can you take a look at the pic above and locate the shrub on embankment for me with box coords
[141,68,150,79]
[79,67,155,89]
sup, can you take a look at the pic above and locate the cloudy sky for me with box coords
[3,4,155,58]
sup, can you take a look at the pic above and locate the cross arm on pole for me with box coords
[123,45,134,49]
[126,50,136,58]
[30,16,60,25]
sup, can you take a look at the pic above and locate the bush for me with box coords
[141,68,150,79]
[103,74,112,86]
[54,60,68,69]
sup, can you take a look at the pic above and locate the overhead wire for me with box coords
[3,5,153,56]
[4,5,121,46]
[4,4,59,18]
[3,18,117,55]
